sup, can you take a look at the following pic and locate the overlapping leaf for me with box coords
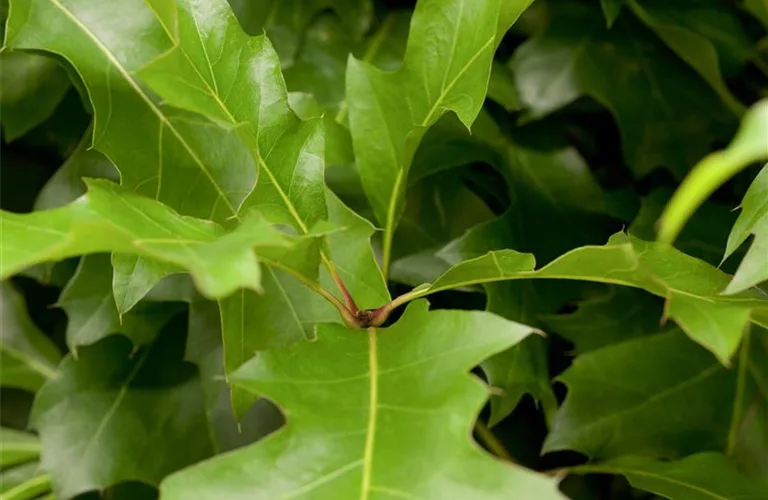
[0,51,71,141]
[572,453,768,499]
[4,0,257,223]
[162,302,565,499]
[512,0,736,178]
[0,282,60,392]
[346,0,534,274]
[31,329,214,499]
[401,232,768,363]
[58,254,182,349]
[0,179,304,299]
[545,330,735,458]
[138,0,327,232]
[723,164,768,293]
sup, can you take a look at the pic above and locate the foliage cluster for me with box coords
[1,0,768,499]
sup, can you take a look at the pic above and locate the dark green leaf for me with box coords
[31,329,214,498]
[0,282,60,392]
[0,52,70,141]
[545,330,734,458]
[572,453,768,499]
[512,1,736,178]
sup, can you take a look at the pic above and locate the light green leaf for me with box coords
[0,428,41,468]
[658,99,768,243]
[138,0,327,232]
[0,473,52,500]
[347,0,533,275]
[31,330,214,499]
[162,302,565,499]
[512,1,736,178]
[5,0,258,224]
[627,0,744,115]
[0,179,298,299]
[723,164,768,293]
[0,282,60,392]
[111,254,180,315]
[0,462,44,495]
[572,453,768,499]
[0,51,70,142]
[399,233,768,364]
[545,330,735,458]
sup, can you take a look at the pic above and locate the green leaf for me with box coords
[34,129,119,211]
[401,233,768,364]
[545,330,735,458]
[0,473,53,500]
[487,61,521,111]
[572,453,768,499]
[58,254,182,349]
[0,51,71,142]
[31,328,214,499]
[627,0,745,115]
[600,0,624,27]
[512,1,736,178]
[0,282,60,392]
[161,302,565,499]
[0,179,297,299]
[228,0,372,64]
[347,0,533,275]
[186,299,285,452]
[723,164,768,293]
[137,0,327,233]
[745,0,768,29]
[541,287,666,354]
[658,99,768,243]
[5,0,258,224]
[0,428,40,468]
[0,462,45,495]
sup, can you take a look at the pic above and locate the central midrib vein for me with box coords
[360,328,379,499]
[48,0,238,218]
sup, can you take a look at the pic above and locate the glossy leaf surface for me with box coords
[162,302,565,499]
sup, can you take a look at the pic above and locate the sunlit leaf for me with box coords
[0,179,297,299]
[347,0,533,274]
[162,302,564,499]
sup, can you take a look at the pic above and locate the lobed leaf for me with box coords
[0,179,299,299]
[545,330,734,458]
[512,1,736,178]
[571,453,768,499]
[0,282,61,393]
[347,0,533,274]
[161,302,565,499]
[401,232,768,364]
[31,329,214,498]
